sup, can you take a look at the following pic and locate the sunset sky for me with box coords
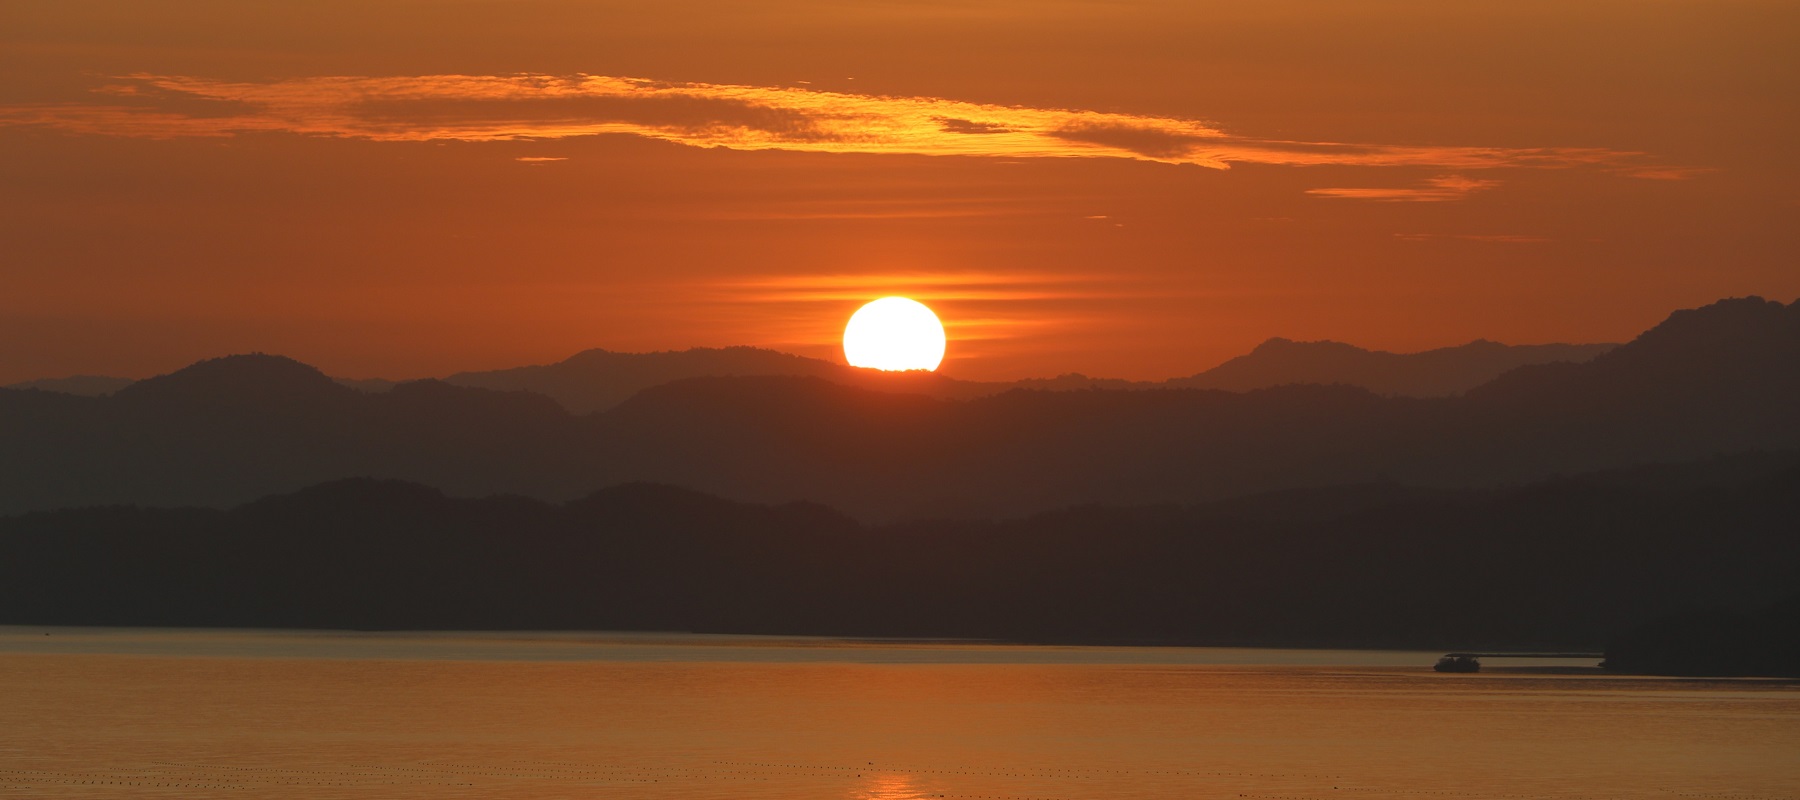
[3,0,1794,383]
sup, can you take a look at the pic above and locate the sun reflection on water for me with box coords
[856,771,934,800]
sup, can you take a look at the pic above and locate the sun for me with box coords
[843,297,947,371]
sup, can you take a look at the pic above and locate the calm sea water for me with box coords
[1,628,1795,799]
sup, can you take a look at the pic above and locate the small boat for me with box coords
[1434,655,1481,673]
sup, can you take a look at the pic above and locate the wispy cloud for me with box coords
[676,272,1136,349]
[674,197,1035,221]
[1,73,1640,180]
[1393,232,1551,243]
[1306,175,1500,202]
[1614,166,1717,181]
[713,272,1142,304]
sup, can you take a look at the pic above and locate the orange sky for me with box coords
[2,0,1795,382]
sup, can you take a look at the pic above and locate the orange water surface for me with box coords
[1,629,1795,799]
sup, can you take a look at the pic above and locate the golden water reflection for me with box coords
[856,772,932,800]
[0,630,1795,800]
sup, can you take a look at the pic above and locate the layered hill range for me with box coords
[0,296,1794,520]
[11,337,1617,412]
[4,452,1795,651]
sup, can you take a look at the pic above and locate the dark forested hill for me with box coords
[2,451,1795,650]
[1604,592,1800,677]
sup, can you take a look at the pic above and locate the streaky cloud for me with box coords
[713,271,1149,304]
[0,73,1644,178]
[1393,232,1552,243]
[1306,175,1499,202]
[1615,166,1718,181]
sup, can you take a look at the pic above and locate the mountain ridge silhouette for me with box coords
[0,296,1791,520]
[1171,338,1615,396]
[5,338,1618,411]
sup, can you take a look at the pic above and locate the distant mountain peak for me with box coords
[1249,336,1367,354]
[1580,296,1797,373]
[1178,337,1616,397]
[1631,295,1793,345]
[556,344,822,365]
[1468,296,1799,404]
[115,353,349,405]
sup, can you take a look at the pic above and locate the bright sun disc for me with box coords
[843,297,947,371]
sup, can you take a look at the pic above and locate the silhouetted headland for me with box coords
[1434,655,1482,673]
[1432,652,1604,673]
[1603,594,1800,678]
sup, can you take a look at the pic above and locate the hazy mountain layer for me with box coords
[443,346,864,412]
[1170,339,1615,396]
[3,451,1794,651]
[2,375,134,397]
[0,297,1792,519]
[438,338,1614,412]
[7,338,1616,412]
